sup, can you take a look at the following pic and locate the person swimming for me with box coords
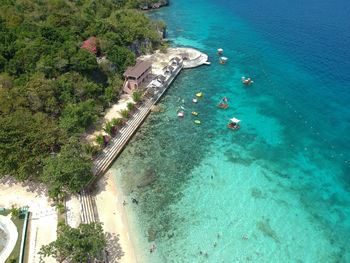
[242,235,248,239]
[213,242,217,247]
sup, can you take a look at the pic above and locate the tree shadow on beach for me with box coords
[90,174,108,196]
[0,175,48,198]
[105,232,125,263]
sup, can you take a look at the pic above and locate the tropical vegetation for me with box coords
[39,222,106,263]
[0,0,164,198]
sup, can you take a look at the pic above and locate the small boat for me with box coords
[178,111,184,118]
[217,48,223,55]
[217,96,229,109]
[192,98,198,103]
[227,117,241,130]
[182,99,185,104]
[220,57,228,65]
[242,76,254,85]
[192,112,198,116]
[217,102,229,109]
[196,92,202,98]
[194,120,201,124]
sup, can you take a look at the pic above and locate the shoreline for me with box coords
[93,170,137,263]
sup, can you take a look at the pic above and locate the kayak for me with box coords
[194,120,201,124]
[192,112,198,116]
[196,92,202,98]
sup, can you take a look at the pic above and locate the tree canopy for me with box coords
[0,0,164,197]
[39,222,106,263]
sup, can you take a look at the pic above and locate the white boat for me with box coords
[227,117,241,130]
[220,57,228,64]
[217,48,223,55]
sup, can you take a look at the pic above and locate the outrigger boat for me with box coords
[192,98,198,103]
[227,117,241,130]
[217,96,229,109]
[242,76,254,85]
[196,92,202,98]
[220,57,228,65]
[217,48,223,55]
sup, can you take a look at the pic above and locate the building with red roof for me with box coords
[80,37,98,53]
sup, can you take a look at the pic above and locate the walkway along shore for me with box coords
[78,48,208,230]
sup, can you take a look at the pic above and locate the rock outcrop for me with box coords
[126,21,166,57]
[139,0,169,10]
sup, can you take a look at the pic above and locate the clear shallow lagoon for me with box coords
[110,0,350,262]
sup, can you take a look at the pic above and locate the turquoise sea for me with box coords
[110,0,350,262]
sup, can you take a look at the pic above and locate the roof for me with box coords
[217,48,223,52]
[230,117,241,123]
[80,37,98,53]
[123,60,152,78]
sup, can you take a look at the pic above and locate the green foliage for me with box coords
[83,143,101,156]
[127,102,134,111]
[39,222,106,263]
[159,42,170,53]
[132,90,142,102]
[56,202,65,214]
[10,206,20,218]
[0,0,166,186]
[42,140,93,199]
[111,118,122,126]
[0,110,58,181]
[6,256,16,263]
[107,46,135,74]
[94,134,104,147]
[103,121,113,135]
[57,219,66,229]
[70,49,98,74]
[119,109,129,119]
[59,99,98,134]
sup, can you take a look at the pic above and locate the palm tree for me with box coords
[133,91,142,103]
[94,134,104,147]
[119,109,129,120]
[127,102,134,112]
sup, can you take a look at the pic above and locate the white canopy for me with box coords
[230,117,241,123]
[220,57,228,61]
[217,48,223,52]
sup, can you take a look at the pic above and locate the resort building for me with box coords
[123,60,152,94]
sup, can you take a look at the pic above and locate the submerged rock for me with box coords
[148,229,156,242]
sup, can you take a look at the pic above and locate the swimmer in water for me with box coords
[213,242,217,247]
[242,235,248,239]
[217,234,220,238]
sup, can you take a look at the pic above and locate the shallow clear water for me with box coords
[110,0,350,262]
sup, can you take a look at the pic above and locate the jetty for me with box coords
[79,48,208,224]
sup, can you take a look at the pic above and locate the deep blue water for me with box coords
[110,0,350,262]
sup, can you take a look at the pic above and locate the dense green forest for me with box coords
[0,0,165,198]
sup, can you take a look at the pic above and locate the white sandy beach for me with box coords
[93,170,136,263]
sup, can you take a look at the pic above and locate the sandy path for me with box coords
[93,171,136,263]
